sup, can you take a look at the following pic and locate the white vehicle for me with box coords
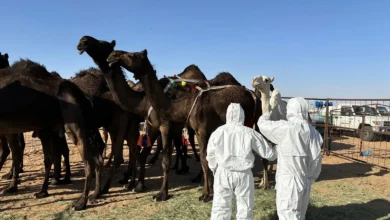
[330,104,390,141]
[368,104,390,116]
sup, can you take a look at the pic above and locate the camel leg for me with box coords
[101,119,127,195]
[1,134,22,194]
[2,134,25,180]
[61,136,72,184]
[196,130,213,203]
[171,139,180,171]
[34,129,53,198]
[258,159,270,189]
[51,133,72,185]
[57,82,104,211]
[0,135,10,174]
[152,123,173,201]
[133,128,159,193]
[102,128,109,159]
[148,135,162,164]
[173,131,189,175]
[104,130,114,167]
[188,128,200,162]
[119,120,139,188]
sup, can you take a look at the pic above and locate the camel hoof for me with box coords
[257,182,270,190]
[61,177,72,185]
[176,166,190,175]
[72,196,87,211]
[198,194,213,203]
[133,182,145,193]
[127,180,136,191]
[153,192,169,201]
[1,172,13,180]
[191,176,202,183]
[118,178,129,185]
[50,178,61,185]
[101,184,110,195]
[89,198,98,205]
[148,158,157,165]
[89,192,101,203]
[34,191,49,198]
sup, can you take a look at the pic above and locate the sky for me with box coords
[1,0,389,98]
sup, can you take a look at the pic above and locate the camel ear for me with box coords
[142,49,148,56]
[270,77,274,83]
[270,84,274,92]
[4,53,8,59]
[111,40,116,48]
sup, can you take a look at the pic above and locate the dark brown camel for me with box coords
[104,49,262,202]
[0,52,25,179]
[77,36,200,192]
[151,68,272,188]
[69,67,143,195]
[0,53,70,185]
[0,58,105,211]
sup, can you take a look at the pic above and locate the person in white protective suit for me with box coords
[206,103,278,220]
[257,97,323,220]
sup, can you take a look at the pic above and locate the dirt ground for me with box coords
[0,131,390,220]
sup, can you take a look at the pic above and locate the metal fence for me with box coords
[282,97,390,170]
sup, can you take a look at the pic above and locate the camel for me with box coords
[252,76,288,184]
[76,37,203,193]
[0,53,71,185]
[104,49,262,202]
[0,52,25,179]
[69,67,142,195]
[0,58,105,211]
[270,89,287,120]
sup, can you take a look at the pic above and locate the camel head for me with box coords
[0,52,10,69]
[252,75,274,92]
[107,49,149,80]
[77,36,116,61]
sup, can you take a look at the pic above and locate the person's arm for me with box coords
[257,112,289,145]
[206,131,218,175]
[308,154,322,184]
[251,130,278,161]
[308,129,323,184]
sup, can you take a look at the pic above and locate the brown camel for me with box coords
[0,52,25,179]
[0,53,71,185]
[0,58,105,211]
[69,67,142,195]
[104,49,262,202]
[77,36,209,192]
[144,67,272,188]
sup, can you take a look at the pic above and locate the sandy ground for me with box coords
[0,131,389,219]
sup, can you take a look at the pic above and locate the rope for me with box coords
[185,85,236,126]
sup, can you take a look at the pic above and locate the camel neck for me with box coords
[135,63,172,120]
[260,88,271,114]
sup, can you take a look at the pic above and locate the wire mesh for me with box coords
[282,97,390,170]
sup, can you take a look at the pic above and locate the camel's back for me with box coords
[194,85,258,127]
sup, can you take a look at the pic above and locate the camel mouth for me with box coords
[78,49,85,55]
[108,60,117,67]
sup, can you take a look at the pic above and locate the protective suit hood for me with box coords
[286,97,309,122]
[226,103,245,125]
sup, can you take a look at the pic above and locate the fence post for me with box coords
[324,99,330,156]
[359,115,365,153]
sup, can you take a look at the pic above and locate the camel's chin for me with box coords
[108,61,117,67]
[78,50,85,55]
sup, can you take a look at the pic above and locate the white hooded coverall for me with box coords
[258,97,323,220]
[206,103,277,220]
